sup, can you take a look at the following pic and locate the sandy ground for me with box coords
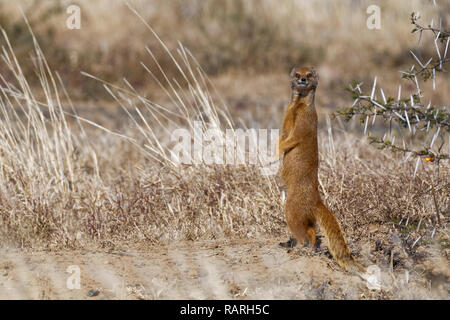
[0,238,448,300]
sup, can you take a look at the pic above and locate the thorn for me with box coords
[405,110,411,133]
[364,115,369,134]
[434,35,442,60]
[370,77,377,100]
[413,157,420,178]
[444,38,449,59]
[380,88,387,104]
[410,50,425,68]
[432,68,436,90]
[412,236,421,248]
[430,126,440,149]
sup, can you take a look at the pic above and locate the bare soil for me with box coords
[0,238,448,300]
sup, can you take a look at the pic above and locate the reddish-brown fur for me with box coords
[278,67,365,273]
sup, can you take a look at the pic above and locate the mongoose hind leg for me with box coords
[303,226,322,251]
[279,231,318,249]
[286,217,309,246]
[282,227,319,255]
[304,232,323,254]
[305,226,316,246]
[286,210,316,247]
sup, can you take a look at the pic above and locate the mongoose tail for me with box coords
[316,201,366,274]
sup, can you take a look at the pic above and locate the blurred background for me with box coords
[0,0,448,112]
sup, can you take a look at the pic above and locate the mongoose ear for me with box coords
[310,67,319,79]
[290,67,297,77]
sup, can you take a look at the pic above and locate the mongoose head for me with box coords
[290,67,318,96]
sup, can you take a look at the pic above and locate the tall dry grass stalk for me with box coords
[0,4,447,254]
[1,0,447,102]
[0,15,105,245]
[0,9,284,247]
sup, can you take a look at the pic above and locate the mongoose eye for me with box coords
[306,73,312,78]
[295,73,301,79]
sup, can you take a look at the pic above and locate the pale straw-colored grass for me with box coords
[0,4,447,254]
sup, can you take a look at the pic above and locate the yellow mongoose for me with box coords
[277,67,365,273]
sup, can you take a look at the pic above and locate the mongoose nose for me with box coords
[301,78,307,82]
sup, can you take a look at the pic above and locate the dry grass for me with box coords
[0,0,447,273]
[1,0,449,101]
[0,30,447,248]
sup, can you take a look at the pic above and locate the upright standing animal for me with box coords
[277,67,365,273]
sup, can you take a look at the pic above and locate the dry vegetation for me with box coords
[0,0,448,299]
